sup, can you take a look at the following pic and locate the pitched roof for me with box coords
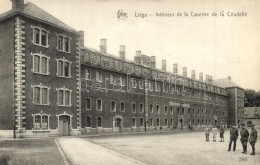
[213,78,243,89]
[0,2,77,33]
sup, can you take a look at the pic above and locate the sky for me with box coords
[0,0,259,91]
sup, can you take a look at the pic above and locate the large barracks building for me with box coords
[0,0,245,137]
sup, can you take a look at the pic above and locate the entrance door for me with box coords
[59,115,70,136]
[115,118,122,132]
[179,119,183,129]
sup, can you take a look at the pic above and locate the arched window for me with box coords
[156,118,160,127]
[140,118,144,127]
[96,99,102,111]
[156,105,160,114]
[150,118,153,126]
[132,117,136,127]
[150,104,153,113]
[86,98,91,110]
[164,106,168,114]
[97,116,102,127]
[170,118,173,126]
[120,102,125,112]
[86,116,91,127]
[110,100,116,112]
[170,106,173,114]
[165,118,168,126]
[132,103,136,113]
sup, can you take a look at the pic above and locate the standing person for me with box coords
[240,123,249,154]
[249,124,258,155]
[228,125,239,151]
[219,125,225,142]
[204,126,210,142]
[212,126,218,142]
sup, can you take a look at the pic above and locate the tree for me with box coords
[244,89,260,107]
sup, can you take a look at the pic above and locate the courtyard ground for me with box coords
[87,131,260,165]
[0,138,73,165]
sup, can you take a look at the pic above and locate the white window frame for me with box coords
[97,116,103,128]
[164,118,168,127]
[96,71,102,82]
[120,101,125,112]
[139,103,144,113]
[56,34,71,53]
[31,83,50,105]
[96,98,102,111]
[156,118,160,127]
[31,25,49,48]
[156,104,160,114]
[110,100,116,112]
[85,97,91,110]
[132,102,136,113]
[132,117,136,127]
[56,57,72,78]
[164,105,168,114]
[56,86,72,107]
[32,113,50,130]
[31,52,50,75]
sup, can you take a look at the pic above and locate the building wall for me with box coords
[0,18,15,130]
[80,57,229,133]
[20,16,79,135]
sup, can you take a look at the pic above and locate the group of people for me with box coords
[204,124,258,155]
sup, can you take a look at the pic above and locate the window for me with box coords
[129,78,137,89]
[156,118,160,127]
[110,100,116,112]
[139,103,144,113]
[32,53,50,75]
[32,26,49,47]
[96,99,102,111]
[139,80,144,89]
[97,116,102,127]
[156,105,160,114]
[164,106,168,114]
[86,116,91,127]
[85,98,91,110]
[201,109,204,115]
[170,118,173,126]
[57,87,72,106]
[165,118,168,126]
[197,109,200,115]
[163,83,168,93]
[32,84,50,105]
[85,69,90,80]
[132,117,136,127]
[188,108,191,114]
[150,118,153,126]
[33,114,49,130]
[110,74,114,84]
[155,82,160,92]
[192,108,195,115]
[57,34,71,53]
[177,107,180,114]
[150,104,153,113]
[170,106,173,114]
[149,81,153,91]
[56,58,72,78]
[96,71,102,82]
[182,107,184,114]
[120,102,125,112]
[140,118,144,127]
[120,76,125,86]
[132,103,136,113]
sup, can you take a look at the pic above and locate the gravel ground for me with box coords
[87,131,260,165]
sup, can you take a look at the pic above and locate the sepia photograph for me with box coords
[0,0,259,164]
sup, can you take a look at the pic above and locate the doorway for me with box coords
[59,115,70,136]
[113,115,123,132]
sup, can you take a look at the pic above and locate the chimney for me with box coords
[78,31,84,47]
[183,67,187,77]
[100,38,107,54]
[199,72,203,81]
[173,63,178,74]
[150,56,156,68]
[209,76,213,84]
[136,50,141,56]
[162,60,166,71]
[228,76,231,81]
[11,0,24,10]
[191,70,196,79]
[119,45,125,60]
[206,74,209,83]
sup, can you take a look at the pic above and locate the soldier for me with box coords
[240,123,249,154]
[219,125,225,142]
[228,125,239,151]
[249,124,258,155]
[212,126,218,142]
[204,126,210,142]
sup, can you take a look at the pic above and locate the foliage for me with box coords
[244,89,260,107]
